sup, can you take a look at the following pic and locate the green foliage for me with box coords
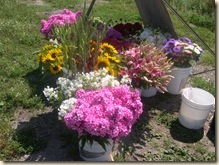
[156,111,176,128]
[199,52,215,66]
[191,76,215,96]
[44,0,82,9]
[144,145,215,161]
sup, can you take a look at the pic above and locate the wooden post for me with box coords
[135,0,178,38]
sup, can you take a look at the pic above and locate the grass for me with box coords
[167,0,215,66]
[190,76,215,96]
[0,0,215,161]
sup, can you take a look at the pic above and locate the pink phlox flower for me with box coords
[64,85,143,140]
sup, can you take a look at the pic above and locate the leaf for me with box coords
[96,140,107,152]
[80,137,86,150]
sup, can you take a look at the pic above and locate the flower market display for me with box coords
[35,2,206,161]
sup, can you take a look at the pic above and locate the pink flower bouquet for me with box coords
[64,85,143,150]
[120,43,174,93]
[40,9,82,39]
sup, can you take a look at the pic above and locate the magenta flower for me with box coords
[120,43,174,93]
[64,85,143,141]
[40,9,82,38]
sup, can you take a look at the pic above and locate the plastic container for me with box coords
[141,87,157,97]
[179,87,215,129]
[167,67,192,95]
[79,139,113,161]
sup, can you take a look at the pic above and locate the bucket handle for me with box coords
[180,87,193,101]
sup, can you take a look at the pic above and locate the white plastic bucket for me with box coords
[167,67,192,95]
[79,139,113,161]
[141,87,157,97]
[179,87,215,129]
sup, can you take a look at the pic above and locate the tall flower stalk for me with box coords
[54,2,107,79]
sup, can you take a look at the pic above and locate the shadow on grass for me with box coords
[15,109,81,161]
[113,97,153,161]
[23,68,60,100]
[169,119,204,143]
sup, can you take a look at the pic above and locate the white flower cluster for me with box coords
[76,68,121,90]
[138,27,171,47]
[58,97,77,120]
[120,74,132,86]
[43,86,59,101]
[56,68,122,99]
[184,44,203,55]
[43,68,132,120]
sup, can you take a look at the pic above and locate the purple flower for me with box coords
[179,37,191,43]
[173,46,181,53]
[162,37,203,67]
[105,28,122,39]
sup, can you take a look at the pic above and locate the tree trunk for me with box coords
[135,0,178,38]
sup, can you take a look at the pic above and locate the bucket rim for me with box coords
[181,87,215,106]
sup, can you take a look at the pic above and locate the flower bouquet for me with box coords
[43,68,142,160]
[161,37,203,94]
[64,85,143,150]
[162,37,203,68]
[119,42,174,93]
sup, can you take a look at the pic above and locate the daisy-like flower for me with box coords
[100,42,118,56]
[47,48,62,62]
[49,64,62,74]
[94,56,111,70]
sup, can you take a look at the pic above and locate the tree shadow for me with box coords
[169,119,204,143]
[15,109,81,161]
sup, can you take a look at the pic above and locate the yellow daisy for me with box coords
[49,64,62,74]
[94,56,111,70]
[103,52,121,63]
[100,43,118,55]
[43,44,53,51]
[47,49,62,62]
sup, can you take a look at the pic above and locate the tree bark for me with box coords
[135,0,178,38]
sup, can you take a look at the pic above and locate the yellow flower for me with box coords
[100,43,118,55]
[57,56,63,65]
[49,64,62,74]
[47,49,62,62]
[106,67,115,76]
[94,56,111,70]
[104,52,121,63]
